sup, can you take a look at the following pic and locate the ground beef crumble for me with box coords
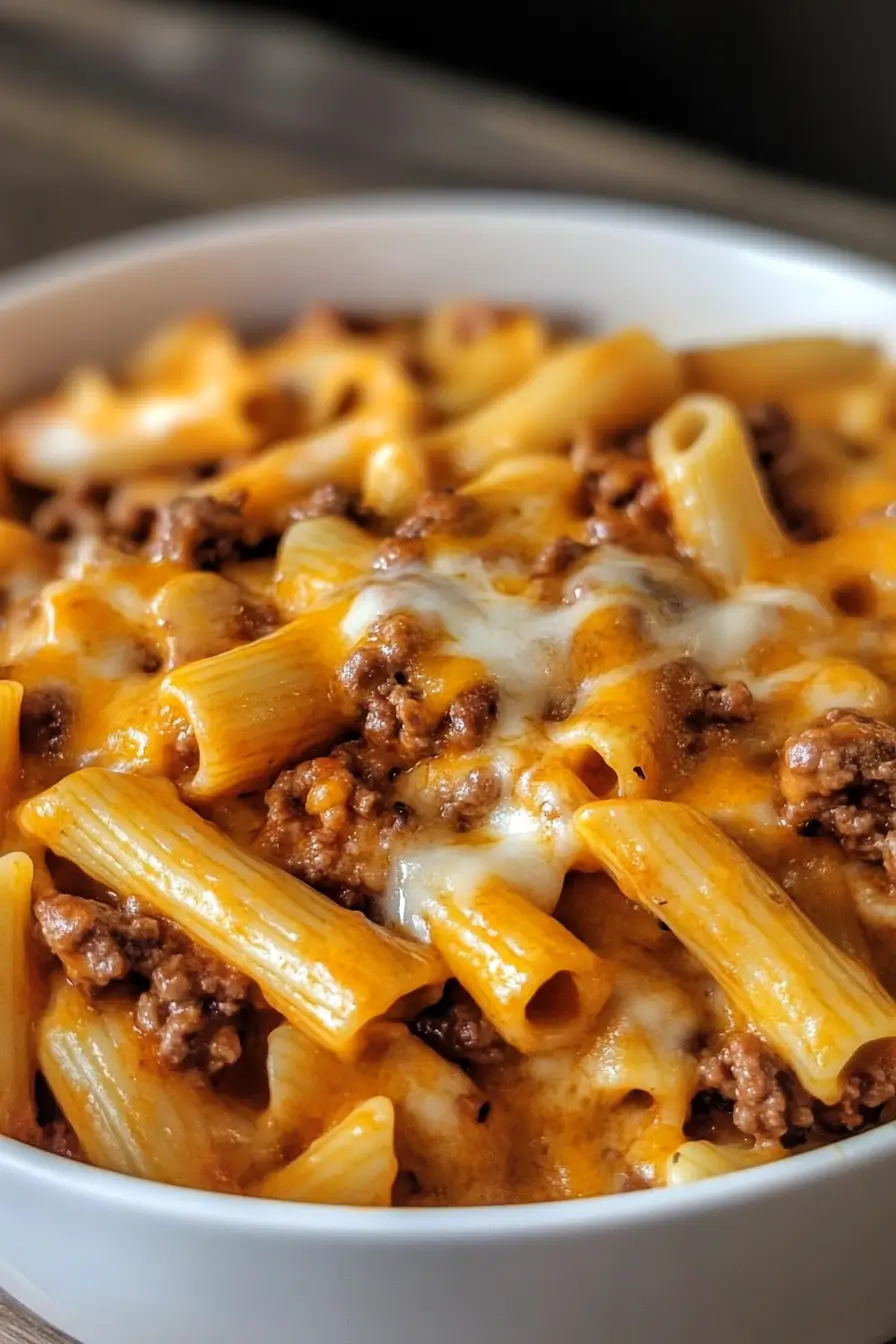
[19,686,73,757]
[337,612,439,770]
[258,749,415,911]
[412,981,507,1067]
[695,1030,896,1143]
[660,660,755,753]
[393,489,481,540]
[696,1032,814,1143]
[779,709,896,875]
[373,535,426,571]
[434,765,502,830]
[530,535,590,580]
[148,491,250,569]
[288,483,373,526]
[573,427,671,552]
[259,618,500,902]
[34,891,251,1074]
[745,401,823,542]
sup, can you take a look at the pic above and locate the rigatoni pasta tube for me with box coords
[262,1020,499,1203]
[666,1140,779,1187]
[159,611,349,797]
[362,438,429,522]
[37,979,241,1189]
[363,1023,506,1204]
[21,769,444,1052]
[254,1097,397,1205]
[426,330,682,477]
[426,878,613,1053]
[649,394,789,590]
[0,680,23,812]
[682,336,880,404]
[0,852,35,1140]
[263,1021,361,1152]
[274,518,376,619]
[204,409,414,529]
[575,800,896,1102]
[4,369,254,488]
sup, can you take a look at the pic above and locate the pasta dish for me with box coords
[1,301,896,1205]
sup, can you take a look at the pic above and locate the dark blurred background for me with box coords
[194,0,896,200]
[1,0,896,271]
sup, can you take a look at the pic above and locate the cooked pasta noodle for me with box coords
[2,300,895,1203]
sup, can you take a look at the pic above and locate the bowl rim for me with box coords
[3,188,896,1240]
[1,189,896,316]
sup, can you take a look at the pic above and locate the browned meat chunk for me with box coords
[745,402,822,542]
[697,1032,814,1143]
[530,535,590,579]
[412,982,507,1066]
[288,483,372,526]
[19,686,72,758]
[338,613,438,769]
[575,428,671,552]
[394,489,481,540]
[373,536,426,571]
[697,1031,896,1141]
[818,1055,896,1130]
[259,750,415,910]
[135,949,248,1073]
[443,685,500,750]
[148,492,248,569]
[660,660,755,749]
[692,680,755,726]
[779,710,896,875]
[35,892,159,987]
[337,612,501,794]
[34,891,251,1074]
[435,766,502,830]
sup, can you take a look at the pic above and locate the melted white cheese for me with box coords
[342,546,838,940]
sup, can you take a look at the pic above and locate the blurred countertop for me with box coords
[1,1,896,1341]
[2,0,896,272]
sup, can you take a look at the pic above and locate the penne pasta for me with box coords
[202,408,417,529]
[0,852,36,1140]
[425,330,682,477]
[20,769,444,1053]
[274,518,376,618]
[8,297,896,1206]
[159,611,349,797]
[426,878,613,1053]
[682,336,881,404]
[0,681,24,813]
[362,438,430,522]
[254,1096,397,1205]
[37,978,245,1188]
[666,1140,780,1186]
[575,800,896,1102]
[649,394,789,590]
[3,363,255,488]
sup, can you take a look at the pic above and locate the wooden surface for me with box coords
[1,0,896,1340]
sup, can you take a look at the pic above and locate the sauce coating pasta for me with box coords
[2,302,896,1204]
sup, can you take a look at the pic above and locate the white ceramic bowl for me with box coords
[2,196,896,1344]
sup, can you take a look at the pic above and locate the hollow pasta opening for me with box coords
[667,406,709,454]
[831,577,877,617]
[576,748,619,799]
[525,971,581,1027]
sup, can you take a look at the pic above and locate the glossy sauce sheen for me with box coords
[2,304,896,1205]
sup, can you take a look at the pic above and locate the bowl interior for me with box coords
[2,194,896,1233]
